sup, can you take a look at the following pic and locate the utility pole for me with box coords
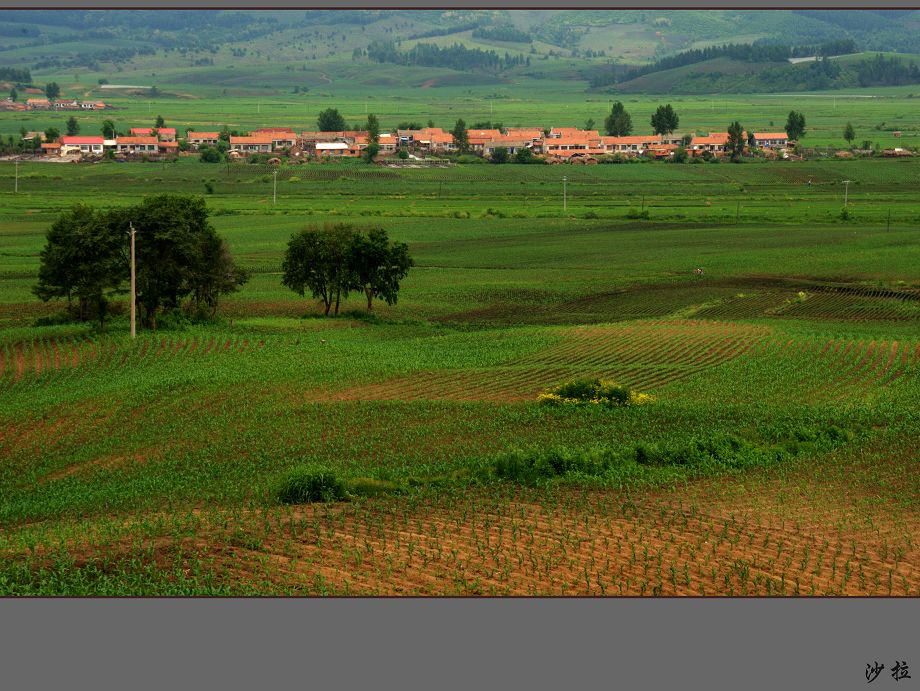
[14,159,18,193]
[273,169,278,206]
[129,222,136,339]
[843,179,852,206]
[563,175,567,213]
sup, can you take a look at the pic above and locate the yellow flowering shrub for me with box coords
[538,379,655,408]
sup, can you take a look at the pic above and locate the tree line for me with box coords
[366,40,530,73]
[590,39,858,88]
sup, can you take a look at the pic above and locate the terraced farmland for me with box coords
[0,158,918,595]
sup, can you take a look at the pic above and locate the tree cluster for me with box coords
[471,26,532,43]
[367,40,529,73]
[34,195,248,329]
[282,224,413,316]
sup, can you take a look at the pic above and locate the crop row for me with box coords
[0,335,263,388]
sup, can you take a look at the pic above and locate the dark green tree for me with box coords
[365,113,380,143]
[490,146,509,163]
[348,227,413,312]
[317,108,346,132]
[727,121,745,162]
[451,118,469,153]
[44,81,60,100]
[363,142,380,163]
[155,114,165,128]
[843,122,855,145]
[66,116,79,136]
[584,118,595,131]
[671,146,688,163]
[604,102,632,136]
[9,86,17,102]
[190,231,249,316]
[785,111,806,141]
[650,104,679,136]
[199,146,222,163]
[282,223,356,316]
[44,126,60,141]
[33,204,125,327]
[106,195,247,328]
[514,147,535,164]
[101,119,116,139]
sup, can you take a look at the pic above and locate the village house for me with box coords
[482,134,533,157]
[41,142,62,155]
[115,136,159,154]
[542,130,604,158]
[601,135,662,155]
[377,132,398,154]
[26,98,50,110]
[130,127,176,142]
[185,131,220,149]
[229,135,273,153]
[315,142,355,158]
[752,132,789,149]
[80,101,106,110]
[689,132,731,156]
[254,128,298,150]
[466,129,503,154]
[60,136,105,156]
[53,100,81,111]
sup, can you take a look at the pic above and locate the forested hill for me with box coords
[0,9,918,93]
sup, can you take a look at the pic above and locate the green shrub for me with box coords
[625,207,650,220]
[274,466,347,504]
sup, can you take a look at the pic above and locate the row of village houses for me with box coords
[39,125,794,159]
[2,98,107,112]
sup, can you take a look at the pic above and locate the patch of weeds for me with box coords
[274,466,348,504]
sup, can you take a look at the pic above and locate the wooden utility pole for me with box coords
[129,222,136,339]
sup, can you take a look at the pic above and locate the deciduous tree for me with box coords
[366,113,380,143]
[33,204,125,328]
[348,227,413,312]
[282,223,356,316]
[451,118,469,153]
[727,121,745,162]
[843,122,855,145]
[604,102,632,136]
[785,111,806,141]
[317,108,346,132]
[650,104,679,136]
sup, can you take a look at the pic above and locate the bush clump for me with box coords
[538,378,654,407]
[274,466,347,504]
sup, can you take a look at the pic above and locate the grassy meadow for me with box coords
[1,154,919,595]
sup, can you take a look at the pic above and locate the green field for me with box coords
[0,156,918,595]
